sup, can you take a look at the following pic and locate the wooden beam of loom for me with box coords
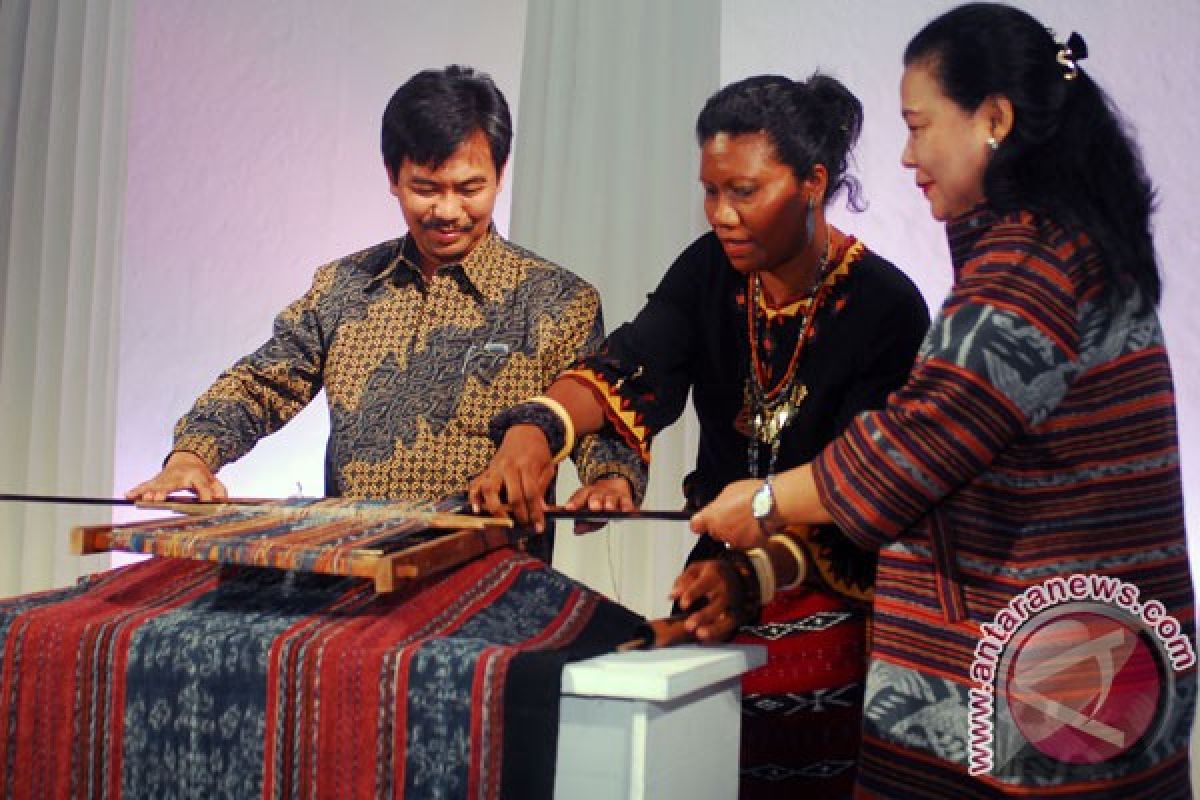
[134,499,513,529]
[70,499,524,594]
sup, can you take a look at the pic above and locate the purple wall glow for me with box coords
[116,1,1199,591]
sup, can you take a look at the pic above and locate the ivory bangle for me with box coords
[529,395,576,463]
[769,534,808,591]
[746,547,776,606]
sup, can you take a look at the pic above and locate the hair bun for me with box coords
[1066,32,1088,61]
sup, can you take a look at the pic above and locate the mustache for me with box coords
[422,220,473,233]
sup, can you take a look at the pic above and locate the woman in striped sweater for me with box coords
[692,3,1195,798]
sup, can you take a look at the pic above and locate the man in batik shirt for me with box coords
[128,65,643,542]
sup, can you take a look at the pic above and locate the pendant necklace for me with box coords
[743,227,835,477]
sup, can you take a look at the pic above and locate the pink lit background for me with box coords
[114,0,1199,616]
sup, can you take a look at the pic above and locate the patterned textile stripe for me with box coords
[733,588,866,800]
[0,559,219,799]
[394,553,595,799]
[1,582,95,798]
[558,366,653,462]
[118,564,362,799]
[458,559,600,799]
[262,577,380,800]
[1,550,641,800]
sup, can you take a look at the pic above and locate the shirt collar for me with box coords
[945,203,998,271]
[367,226,505,300]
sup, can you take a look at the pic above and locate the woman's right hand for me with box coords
[669,559,746,643]
[468,424,558,531]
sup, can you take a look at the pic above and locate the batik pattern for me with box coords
[172,232,646,502]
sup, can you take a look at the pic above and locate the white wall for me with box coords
[116,0,529,512]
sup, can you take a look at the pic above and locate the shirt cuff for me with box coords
[169,435,222,472]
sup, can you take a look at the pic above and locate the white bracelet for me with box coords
[746,547,776,605]
[769,534,808,591]
[529,395,576,463]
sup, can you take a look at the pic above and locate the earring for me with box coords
[987,136,999,151]
[805,197,816,239]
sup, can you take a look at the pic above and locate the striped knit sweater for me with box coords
[812,205,1195,798]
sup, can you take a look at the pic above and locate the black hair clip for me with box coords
[1056,32,1088,81]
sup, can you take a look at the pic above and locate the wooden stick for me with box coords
[0,493,270,508]
[4,493,691,525]
[2,493,139,507]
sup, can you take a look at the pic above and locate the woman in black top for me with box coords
[473,73,930,799]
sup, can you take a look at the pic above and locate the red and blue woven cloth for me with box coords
[0,549,640,799]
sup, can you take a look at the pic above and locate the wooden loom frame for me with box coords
[70,500,522,594]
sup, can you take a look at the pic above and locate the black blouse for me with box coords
[562,230,930,596]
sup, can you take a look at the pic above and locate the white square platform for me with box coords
[555,645,765,799]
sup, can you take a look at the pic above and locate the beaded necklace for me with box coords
[743,227,835,477]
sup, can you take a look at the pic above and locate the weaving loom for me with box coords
[2,494,754,799]
[69,497,523,593]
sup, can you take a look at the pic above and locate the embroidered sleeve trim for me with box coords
[559,368,651,463]
[575,444,649,506]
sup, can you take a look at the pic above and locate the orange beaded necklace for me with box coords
[743,226,836,476]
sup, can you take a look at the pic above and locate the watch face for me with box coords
[752,483,772,519]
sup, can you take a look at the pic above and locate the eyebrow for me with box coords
[409,175,487,187]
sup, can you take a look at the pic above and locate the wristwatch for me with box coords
[751,476,782,534]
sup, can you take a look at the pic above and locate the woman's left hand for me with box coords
[689,478,768,549]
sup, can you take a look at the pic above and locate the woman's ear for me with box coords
[804,163,830,205]
[985,94,1015,146]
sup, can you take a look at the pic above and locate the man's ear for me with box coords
[385,160,401,198]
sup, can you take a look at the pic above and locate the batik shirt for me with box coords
[812,206,1195,796]
[173,231,645,502]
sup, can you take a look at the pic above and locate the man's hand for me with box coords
[564,475,635,534]
[689,478,768,550]
[669,559,745,643]
[125,451,228,503]
[468,424,557,531]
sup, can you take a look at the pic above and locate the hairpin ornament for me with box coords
[1056,31,1088,81]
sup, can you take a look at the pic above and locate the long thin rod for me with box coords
[0,493,691,522]
[0,493,139,507]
